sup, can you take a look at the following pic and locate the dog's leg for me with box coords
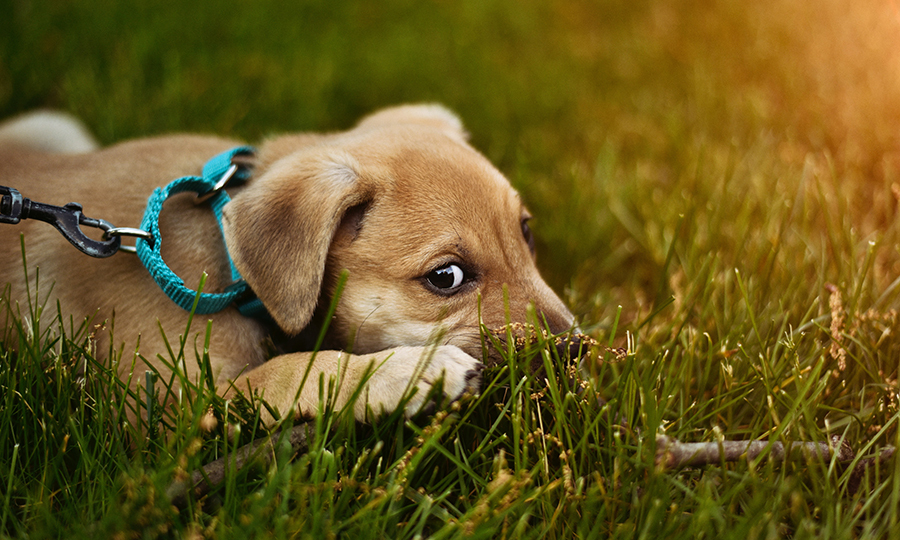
[224,346,483,424]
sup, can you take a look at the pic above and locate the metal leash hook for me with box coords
[1,185,122,258]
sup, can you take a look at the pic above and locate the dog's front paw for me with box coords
[358,345,483,421]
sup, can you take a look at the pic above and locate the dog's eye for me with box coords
[522,219,535,254]
[426,263,466,292]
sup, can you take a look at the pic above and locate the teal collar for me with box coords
[136,147,269,320]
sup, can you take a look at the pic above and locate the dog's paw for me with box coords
[358,345,483,421]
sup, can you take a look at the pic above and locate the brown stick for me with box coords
[656,435,896,495]
[167,422,313,505]
[846,446,896,495]
[655,435,855,469]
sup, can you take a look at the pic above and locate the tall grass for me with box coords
[3,0,900,538]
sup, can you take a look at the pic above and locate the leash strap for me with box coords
[136,146,268,318]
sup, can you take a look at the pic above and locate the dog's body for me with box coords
[0,105,574,423]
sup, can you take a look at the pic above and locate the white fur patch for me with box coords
[0,110,99,154]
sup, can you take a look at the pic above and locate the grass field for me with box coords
[3,0,900,538]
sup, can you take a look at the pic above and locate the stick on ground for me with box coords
[656,435,895,495]
[655,435,854,468]
[167,422,313,505]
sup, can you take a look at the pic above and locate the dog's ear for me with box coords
[222,149,373,335]
[355,104,469,142]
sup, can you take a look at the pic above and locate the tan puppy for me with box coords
[0,105,575,423]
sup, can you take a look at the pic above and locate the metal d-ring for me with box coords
[105,226,153,254]
[195,163,238,204]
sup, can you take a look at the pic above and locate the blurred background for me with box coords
[3,0,900,325]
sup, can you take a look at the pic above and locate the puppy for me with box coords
[0,105,575,424]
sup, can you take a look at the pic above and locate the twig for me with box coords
[656,435,896,495]
[167,422,313,505]
[655,435,854,468]
[846,446,896,495]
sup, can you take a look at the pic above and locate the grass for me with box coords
[4,0,900,537]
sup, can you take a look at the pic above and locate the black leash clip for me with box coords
[1,185,121,258]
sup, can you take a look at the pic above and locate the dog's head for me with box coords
[223,105,574,362]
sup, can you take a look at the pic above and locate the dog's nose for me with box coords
[554,333,588,360]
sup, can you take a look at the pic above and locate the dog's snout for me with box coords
[533,294,576,335]
[540,313,570,336]
[555,336,586,361]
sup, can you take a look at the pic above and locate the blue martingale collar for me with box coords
[135,146,268,319]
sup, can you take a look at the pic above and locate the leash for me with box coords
[1,146,269,319]
[1,185,122,257]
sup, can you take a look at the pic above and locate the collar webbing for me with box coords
[136,146,268,319]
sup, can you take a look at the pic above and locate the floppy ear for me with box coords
[222,149,372,335]
[355,104,469,142]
